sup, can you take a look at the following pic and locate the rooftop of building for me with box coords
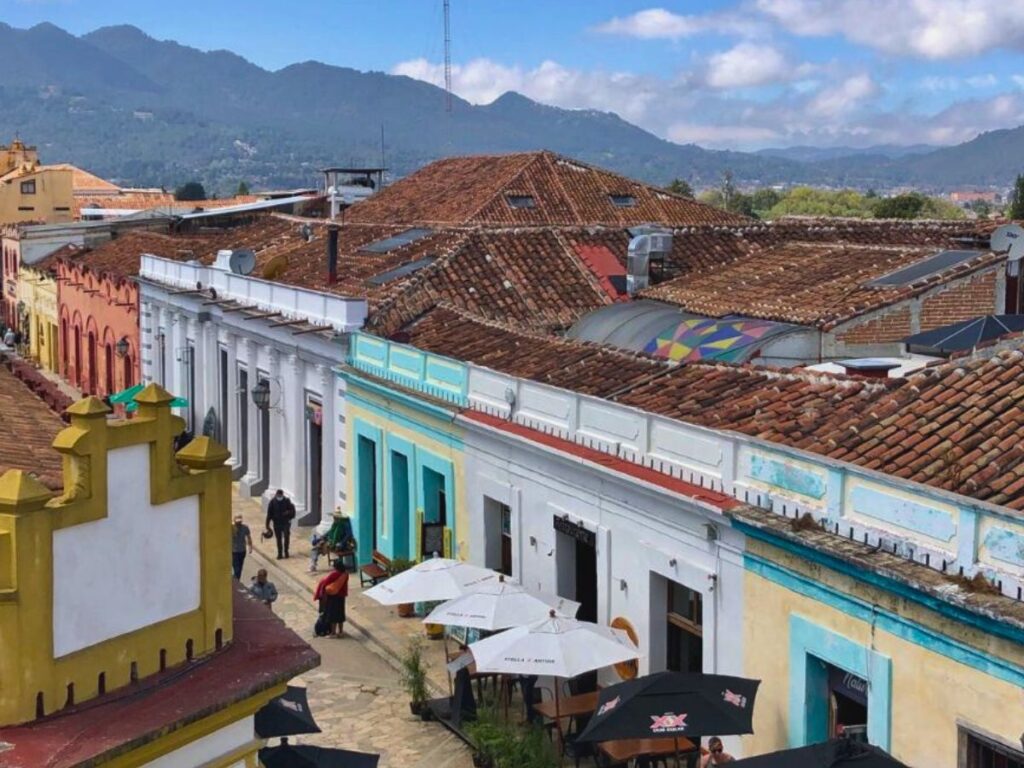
[343,150,750,228]
[0,589,320,768]
[46,163,120,194]
[399,305,1024,511]
[0,357,66,491]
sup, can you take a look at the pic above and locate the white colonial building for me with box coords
[137,252,366,525]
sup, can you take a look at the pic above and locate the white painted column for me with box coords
[266,347,283,504]
[285,352,307,517]
[240,339,262,496]
[139,299,154,385]
[225,333,241,475]
[200,320,218,436]
[316,363,334,531]
[184,316,200,432]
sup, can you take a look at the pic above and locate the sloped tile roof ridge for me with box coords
[684,357,900,393]
[417,302,666,363]
[465,152,548,224]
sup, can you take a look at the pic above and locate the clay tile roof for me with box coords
[401,306,1024,511]
[643,221,1003,328]
[345,151,749,227]
[46,163,120,193]
[0,360,65,490]
[402,306,665,397]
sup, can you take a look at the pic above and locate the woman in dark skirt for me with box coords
[314,558,349,637]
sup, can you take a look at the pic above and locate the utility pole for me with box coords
[443,0,453,114]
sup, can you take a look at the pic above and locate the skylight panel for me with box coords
[506,195,536,209]
[359,227,434,254]
[869,250,984,287]
[366,256,437,285]
[609,194,637,208]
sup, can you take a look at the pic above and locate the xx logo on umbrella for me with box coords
[649,713,688,732]
[598,696,620,716]
[722,689,747,708]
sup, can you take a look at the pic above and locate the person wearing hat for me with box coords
[231,515,253,579]
[265,489,296,559]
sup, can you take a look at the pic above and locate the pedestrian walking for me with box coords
[3,327,15,349]
[265,488,296,559]
[231,514,253,579]
[249,568,278,608]
[314,558,349,638]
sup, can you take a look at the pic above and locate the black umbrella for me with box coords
[903,314,1024,355]
[258,743,380,768]
[255,686,322,738]
[577,671,760,744]
[731,739,910,767]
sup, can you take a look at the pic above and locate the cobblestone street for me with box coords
[237,491,473,768]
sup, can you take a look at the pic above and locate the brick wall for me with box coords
[919,269,997,331]
[836,307,912,344]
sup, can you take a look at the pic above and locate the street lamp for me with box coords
[115,336,129,358]
[251,380,271,411]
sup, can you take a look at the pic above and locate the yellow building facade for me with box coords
[15,261,59,372]
[0,386,318,767]
[735,509,1024,768]
[0,138,74,225]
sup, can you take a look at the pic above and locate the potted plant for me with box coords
[388,557,416,617]
[399,636,429,717]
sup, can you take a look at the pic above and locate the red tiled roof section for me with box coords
[345,151,749,227]
[402,306,665,397]
[0,360,65,490]
[574,243,628,301]
[643,239,1004,328]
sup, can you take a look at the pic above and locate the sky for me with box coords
[8,0,1024,150]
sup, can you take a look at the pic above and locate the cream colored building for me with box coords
[0,138,73,225]
[16,260,59,372]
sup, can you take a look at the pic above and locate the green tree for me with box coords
[666,178,694,198]
[766,187,872,218]
[872,193,927,219]
[236,181,251,196]
[1009,174,1024,219]
[174,181,207,201]
[750,188,782,215]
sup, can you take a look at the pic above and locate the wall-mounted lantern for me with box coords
[251,380,271,411]
[115,336,130,358]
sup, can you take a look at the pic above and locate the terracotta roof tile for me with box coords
[0,357,66,490]
[345,151,748,227]
[400,307,1024,511]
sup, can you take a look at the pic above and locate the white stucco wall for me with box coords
[142,715,254,768]
[52,444,201,658]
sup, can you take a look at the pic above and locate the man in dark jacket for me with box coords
[266,489,296,559]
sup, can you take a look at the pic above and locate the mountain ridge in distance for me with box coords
[0,22,1018,193]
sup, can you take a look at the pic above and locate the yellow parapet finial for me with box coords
[134,383,175,407]
[176,436,230,470]
[0,470,53,511]
[65,396,112,418]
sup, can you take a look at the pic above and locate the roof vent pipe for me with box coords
[327,225,340,285]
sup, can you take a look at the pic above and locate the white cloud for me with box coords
[668,122,783,145]
[1013,75,1024,89]
[705,43,792,89]
[808,74,879,118]
[592,7,762,40]
[756,0,1024,59]
[921,73,998,91]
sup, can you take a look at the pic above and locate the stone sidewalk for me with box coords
[235,490,472,767]
[233,486,456,694]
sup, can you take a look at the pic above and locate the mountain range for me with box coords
[0,22,1021,194]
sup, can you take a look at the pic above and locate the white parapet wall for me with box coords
[139,253,368,333]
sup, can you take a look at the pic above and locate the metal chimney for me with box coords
[327,225,340,285]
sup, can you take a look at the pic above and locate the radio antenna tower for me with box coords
[443,0,453,113]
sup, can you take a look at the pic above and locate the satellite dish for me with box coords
[262,254,288,280]
[228,248,256,275]
[990,223,1024,261]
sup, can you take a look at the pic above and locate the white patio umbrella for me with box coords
[469,610,640,678]
[423,575,581,631]
[363,557,498,605]
[469,610,641,739]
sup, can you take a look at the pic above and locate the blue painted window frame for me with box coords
[353,419,383,565]
[386,434,417,561]
[789,614,892,750]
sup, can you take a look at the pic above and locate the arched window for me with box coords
[104,343,114,395]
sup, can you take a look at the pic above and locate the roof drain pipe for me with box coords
[327,225,340,285]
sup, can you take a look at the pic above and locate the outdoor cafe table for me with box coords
[533,690,600,721]
[598,736,697,764]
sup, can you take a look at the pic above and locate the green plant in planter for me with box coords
[387,557,416,576]
[399,636,429,714]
